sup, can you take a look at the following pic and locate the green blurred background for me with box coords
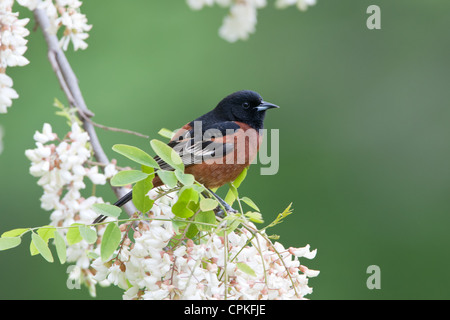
[1,0,450,299]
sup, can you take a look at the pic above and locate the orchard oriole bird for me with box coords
[93,90,279,224]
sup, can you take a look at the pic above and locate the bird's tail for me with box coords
[92,190,133,224]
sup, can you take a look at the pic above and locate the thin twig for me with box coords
[80,113,150,139]
[33,7,136,217]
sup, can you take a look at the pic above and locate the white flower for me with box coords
[296,0,316,11]
[0,8,30,68]
[56,7,92,51]
[186,0,214,10]
[186,0,316,43]
[18,0,92,51]
[0,73,18,113]
[86,166,107,185]
[276,0,316,11]
[0,2,30,113]
[33,123,57,143]
[16,0,39,10]
[289,245,317,259]
[219,3,259,43]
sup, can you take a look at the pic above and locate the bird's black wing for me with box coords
[154,121,240,170]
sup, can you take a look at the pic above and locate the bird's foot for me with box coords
[214,205,237,218]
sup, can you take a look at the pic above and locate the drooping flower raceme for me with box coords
[186,0,317,43]
[18,0,92,51]
[0,0,30,113]
[0,0,91,113]
[25,122,117,296]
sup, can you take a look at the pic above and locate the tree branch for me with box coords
[33,8,137,217]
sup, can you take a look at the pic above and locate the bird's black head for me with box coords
[213,90,279,129]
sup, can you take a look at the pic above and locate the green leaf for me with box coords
[233,167,247,188]
[240,197,260,212]
[171,220,187,234]
[223,168,246,206]
[158,128,175,140]
[30,226,56,256]
[79,225,97,244]
[195,211,216,231]
[175,170,195,186]
[150,139,184,171]
[38,226,56,241]
[0,237,21,251]
[225,184,239,206]
[66,223,83,245]
[199,198,219,212]
[110,170,150,187]
[112,144,159,168]
[87,251,99,260]
[172,187,199,218]
[236,262,256,277]
[245,211,264,224]
[133,168,155,213]
[185,223,199,239]
[53,231,67,264]
[92,203,122,219]
[32,232,54,263]
[156,170,178,188]
[1,228,29,238]
[101,222,122,261]
[266,203,294,229]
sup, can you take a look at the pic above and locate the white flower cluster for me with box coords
[0,0,91,113]
[93,189,319,300]
[0,0,30,113]
[25,122,117,295]
[25,122,117,213]
[186,0,316,42]
[275,0,316,11]
[18,0,92,51]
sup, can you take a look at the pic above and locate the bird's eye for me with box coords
[243,102,250,109]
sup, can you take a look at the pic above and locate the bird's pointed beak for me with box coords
[256,101,280,112]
